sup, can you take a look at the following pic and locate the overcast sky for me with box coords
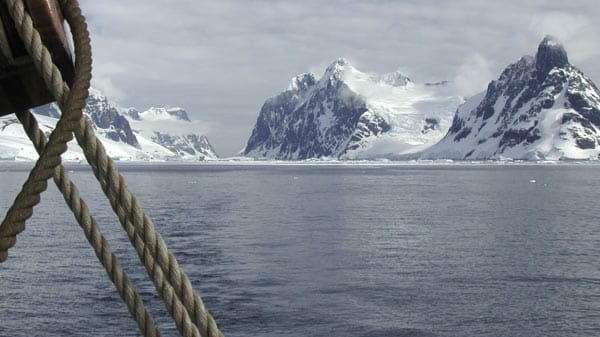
[78,0,600,157]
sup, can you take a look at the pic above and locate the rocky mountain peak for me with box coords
[329,57,350,68]
[323,57,353,82]
[88,87,107,101]
[244,58,461,160]
[287,72,317,92]
[377,71,412,87]
[535,35,569,80]
[423,35,600,160]
[165,107,191,122]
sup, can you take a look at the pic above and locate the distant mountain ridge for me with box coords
[244,58,462,159]
[0,88,217,161]
[423,36,600,160]
[121,102,218,161]
[4,37,599,162]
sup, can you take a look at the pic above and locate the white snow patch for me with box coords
[337,63,463,158]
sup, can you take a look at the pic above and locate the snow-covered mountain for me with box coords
[0,88,217,161]
[243,58,463,160]
[423,36,600,160]
[123,104,217,160]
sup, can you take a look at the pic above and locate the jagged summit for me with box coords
[422,36,600,160]
[328,57,351,68]
[88,87,107,100]
[287,72,317,92]
[132,106,192,122]
[25,88,218,161]
[375,70,412,87]
[535,35,569,81]
[323,57,354,82]
[244,59,461,160]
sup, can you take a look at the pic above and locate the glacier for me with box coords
[244,58,463,160]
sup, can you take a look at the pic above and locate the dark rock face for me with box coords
[166,108,191,122]
[244,61,386,159]
[422,118,439,134]
[425,80,449,87]
[426,36,600,160]
[124,108,140,120]
[32,103,61,118]
[85,94,139,148]
[244,73,319,156]
[347,113,391,151]
[152,132,217,159]
[535,36,569,82]
[27,89,218,160]
[32,94,139,148]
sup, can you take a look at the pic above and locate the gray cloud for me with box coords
[78,0,600,156]
[454,54,494,99]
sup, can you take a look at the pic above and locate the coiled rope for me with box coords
[0,1,225,337]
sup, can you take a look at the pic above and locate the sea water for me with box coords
[1,162,599,337]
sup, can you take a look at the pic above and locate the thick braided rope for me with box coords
[16,110,163,337]
[0,0,91,263]
[75,117,224,337]
[9,0,68,105]
[0,2,225,336]
[102,181,205,337]
[2,2,202,336]
[2,4,165,337]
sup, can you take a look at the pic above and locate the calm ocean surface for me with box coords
[1,162,600,337]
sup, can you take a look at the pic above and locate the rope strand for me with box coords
[75,115,223,337]
[0,0,92,262]
[16,110,163,337]
[0,1,225,337]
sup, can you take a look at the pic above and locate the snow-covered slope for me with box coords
[423,36,600,160]
[244,58,463,160]
[0,88,217,161]
[124,106,218,161]
[0,112,146,161]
